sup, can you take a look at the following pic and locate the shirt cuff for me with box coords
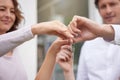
[111,25,120,45]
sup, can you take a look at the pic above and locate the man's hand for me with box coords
[68,16,114,43]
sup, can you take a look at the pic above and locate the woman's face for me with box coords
[0,0,16,34]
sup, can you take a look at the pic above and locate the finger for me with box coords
[56,22,74,39]
[68,24,79,37]
[57,50,72,62]
[54,38,71,46]
[62,29,74,39]
[76,16,87,27]
[56,53,66,62]
[61,45,72,52]
[63,50,72,60]
[73,37,84,43]
[59,48,72,60]
[69,21,81,33]
[72,15,79,22]
[62,50,72,60]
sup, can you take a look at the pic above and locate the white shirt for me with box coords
[0,26,34,56]
[76,25,120,80]
[76,38,120,80]
[111,25,120,45]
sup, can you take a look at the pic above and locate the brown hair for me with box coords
[7,0,24,32]
[95,0,99,8]
[95,0,120,8]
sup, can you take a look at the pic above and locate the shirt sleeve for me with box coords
[0,26,34,57]
[111,25,120,45]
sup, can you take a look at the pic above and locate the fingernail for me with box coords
[70,35,74,38]
[70,39,73,44]
[75,33,80,38]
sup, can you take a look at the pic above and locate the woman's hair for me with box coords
[95,0,99,8]
[7,0,24,32]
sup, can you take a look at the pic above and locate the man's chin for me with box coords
[104,20,117,24]
[104,18,120,24]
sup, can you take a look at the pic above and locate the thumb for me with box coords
[55,38,71,47]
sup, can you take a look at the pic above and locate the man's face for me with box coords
[98,0,120,24]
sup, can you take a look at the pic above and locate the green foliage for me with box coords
[73,42,84,64]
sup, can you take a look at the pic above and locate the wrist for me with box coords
[46,47,57,57]
[31,24,37,36]
[63,69,75,80]
[31,23,44,35]
[102,24,114,41]
[63,69,74,74]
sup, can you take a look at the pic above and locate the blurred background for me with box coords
[37,0,88,80]
[17,0,102,80]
